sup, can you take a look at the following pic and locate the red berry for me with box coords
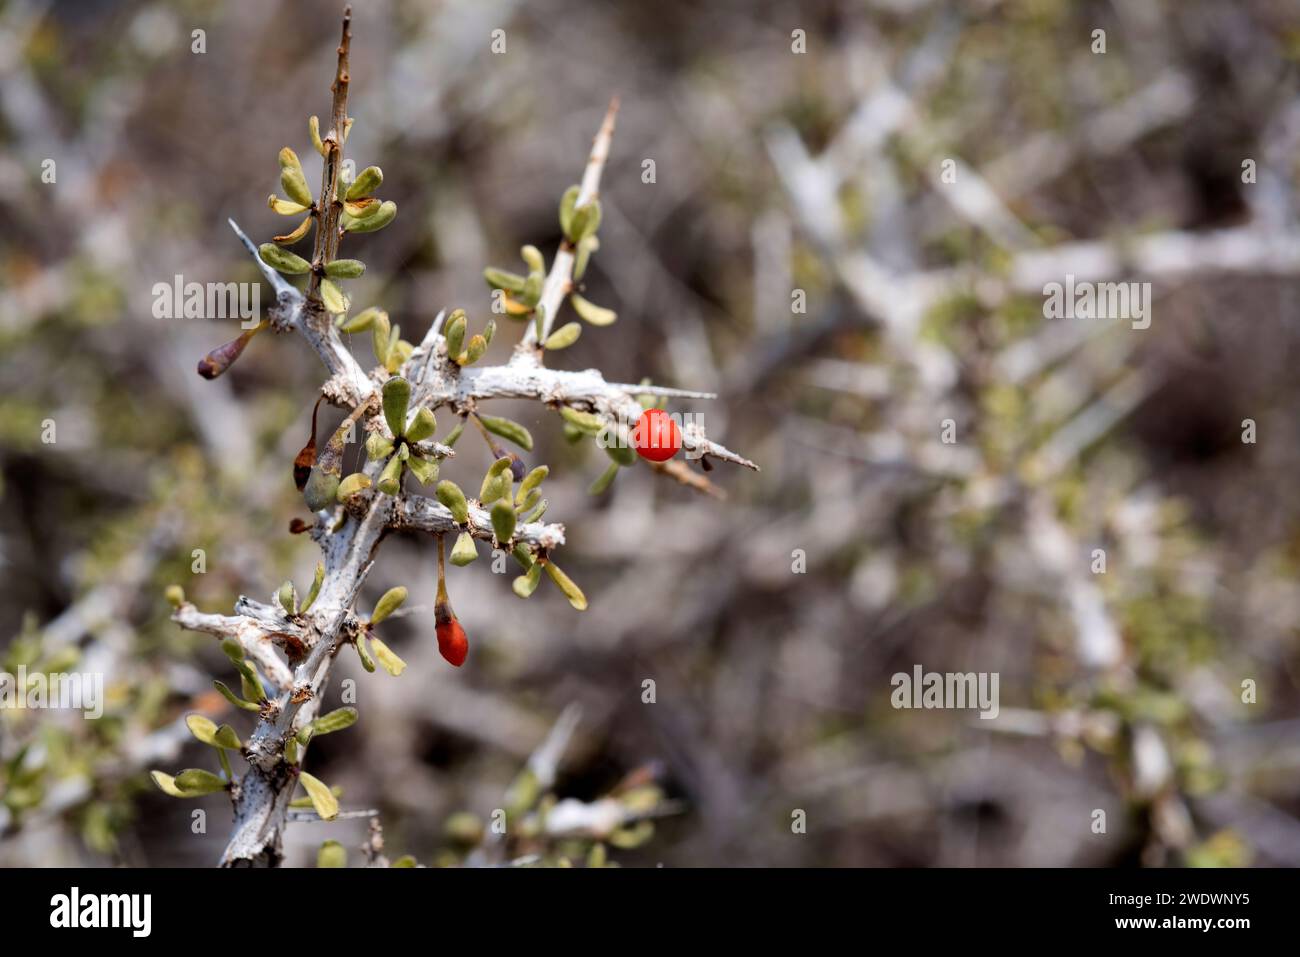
[433,543,467,666]
[436,616,469,666]
[631,408,682,462]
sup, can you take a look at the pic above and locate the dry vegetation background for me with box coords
[3,0,1300,867]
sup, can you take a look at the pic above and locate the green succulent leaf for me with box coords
[385,337,412,373]
[273,215,313,245]
[310,707,359,737]
[278,580,297,616]
[512,561,542,599]
[449,530,478,566]
[370,586,407,625]
[324,258,366,279]
[543,561,588,611]
[268,194,310,216]
[479,456,513,505]
[370,312,393,364]
[340,306,384,333]
[543,322,582,351]
[280,165,313,207]
[320,278,350,315]
[150,771,190,798]
[479,415,533,451]
[301,562,326,613]
[516,465,548,506]
[355,635,376,673]
[220,638,245,665]
[344,199,396,232]
[573,235,599,281]
[214,679,260,712]
[517,488,538,520]
[383,376,411,438]
[436,480,469,523]
[299,772,340,821]
[346,165,383,200]
[559,406,603,434]
[520,244,545,273]
[521,272,543,308]
[444,310,467,359]
[491,500,517,543]
[290,784,342,809]
[570,293,617,326]
[605,438,637,467]
[337,472,371,501]
[558,184,580,235]
[240,667,266,704]
[406,453,439,485]
[278,146,304,172]
[365,433,395,461]
[344,197,381,220]
[484,267,526,293]
[369,636,407,676]
[259,243,311,275]
[186,715,241,750]
[460,334,487,366]
[309,115,325,156]
[317,840,347,868]
[174,769,228,796]
[405,407,437,443]
[377,455,404,495]
[568,199,602,243]
[589,461,619,495]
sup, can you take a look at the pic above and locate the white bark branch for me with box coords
[217,490,388,866]
[395,494,567,550]
[170,602,297,691]
[520,97,619,348]
[228,218,374,406]
[232,222,757,472]
[429,362,759,470]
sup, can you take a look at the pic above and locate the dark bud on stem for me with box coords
[294,396,325,491]
[197,322,265,379]
[291,447,313,485]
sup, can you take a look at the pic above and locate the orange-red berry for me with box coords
[435,603,469,667]
[631,408,681,462]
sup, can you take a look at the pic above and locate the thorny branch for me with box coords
[171,9,755,866]
[307,8,352,303]
[520,97,619,349]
